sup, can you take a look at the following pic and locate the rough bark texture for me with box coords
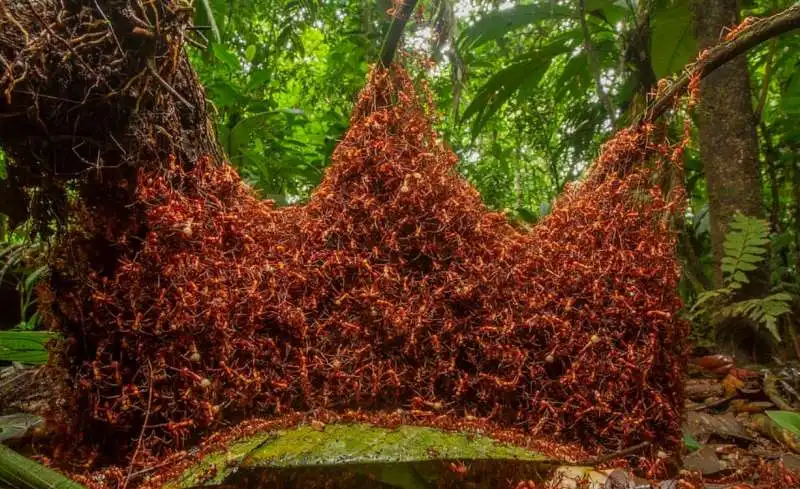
[692,0,764,287]
[0,0,221,236]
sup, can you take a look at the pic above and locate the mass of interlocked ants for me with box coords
[43,65,689,475]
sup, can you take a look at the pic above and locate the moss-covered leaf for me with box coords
[166,423,555,489]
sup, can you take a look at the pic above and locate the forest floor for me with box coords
[671,353,800,488]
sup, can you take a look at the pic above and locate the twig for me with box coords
[184,35,207,51]
[123,360,154,489]
[379,0,420,67]
[572,441,651,466]
[92,0,123,55]
[690,394,736,411]
[638,4,800,125]
[146,59,194,110]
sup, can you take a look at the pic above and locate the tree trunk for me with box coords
[692,0,765,287]
[692,0,769,358]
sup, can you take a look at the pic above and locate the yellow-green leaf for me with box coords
[165,423,554,489]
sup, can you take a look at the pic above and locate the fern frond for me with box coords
[719,292,793,341]
[721,213,770,289]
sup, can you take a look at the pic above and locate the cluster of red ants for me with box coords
[44,65,690,478]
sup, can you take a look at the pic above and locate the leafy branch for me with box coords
[641,4,800,124]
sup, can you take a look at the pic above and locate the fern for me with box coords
[720,212,770,289]
[692,213,793,342]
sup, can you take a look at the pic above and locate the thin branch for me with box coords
[146,59,194,110]
[639,4,800,125]
[379,0,420,67]
[572,441,651,466]
[200,0,221,44]
[577,0,617,126]
[123,360,154,489]
[92,0,123,55]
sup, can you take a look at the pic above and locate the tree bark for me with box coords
[0,0,221,236]
[691,0,765,288]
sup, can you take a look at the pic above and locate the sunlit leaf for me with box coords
[766,410,800,437]
[458,4,572,50]
[585,0,629,25]
[0,331,56,364]
[682,432,701,452]
[463,38,576,138]
[245,45,257,62]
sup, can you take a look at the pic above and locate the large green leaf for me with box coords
[0,444,84,489]
[458,4,572,50]
[462,36,577,138]
[165,423,554,489]
[555,52,591,99]
[784,73,800,114]
[211,43,241,71]
[766,410,800,437]
[650,0,696,79]
[0,331,56,364]
[584,0,629,25]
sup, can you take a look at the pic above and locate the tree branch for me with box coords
[379,0,419,67]
[638,4,800,125]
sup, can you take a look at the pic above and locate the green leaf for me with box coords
[247,69,272,90]
[555,53,591,99]
[766,411,800,437]
[732,271,748,284]
[585,0,628,25]
[768,292,794,302]
[682,432,701,452]
[650,0,696,79]
[736,261,759,272]
[764,317,781,342]
[212,44,240,71]
[0,331,56,364]
[784,73,800,114]
[463,38,575,137]
[245,45,257,62]
[458,4,572,50]
[0,444,85,489]
[164,423,552,489]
